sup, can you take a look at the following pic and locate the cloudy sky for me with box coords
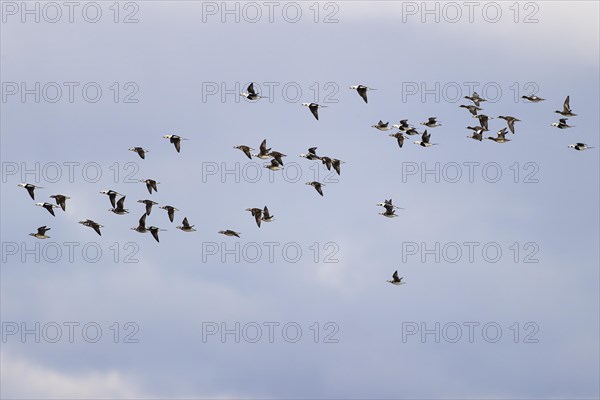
[1,1,599,398]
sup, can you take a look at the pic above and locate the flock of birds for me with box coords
[17,83,593,285]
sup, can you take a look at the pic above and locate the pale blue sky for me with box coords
[1,1,599,398]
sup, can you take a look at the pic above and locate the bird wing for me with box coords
[182,217,189,228]
[315,183,324,196]
[92,224,102,236]
[174,138,181,153]
[117,196,126,209]
[357,87,368,103]
[168,207,175,222]
[247,82,256,95]
[151,229,160,242]
[309,104,319,120]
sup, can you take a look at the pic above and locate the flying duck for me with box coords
[18,183,42,200]
[306,181,324,196]
[321,157,345,175]
[269,151,287,166]
[30,226,51,239]
[302,102,326,120]
[459,104,482,116]
[487,128,511,143]
[372,120,392,131]
[35,202,60,216]
[389,132,405,148]
[475,114,491,131]
[555,96,577,117]
[100,190,122,208]
[176,217,196,232]
[246,207,263,227]
[240,82,266,101]
[137,199,158,216]
[109,196,129,215]
[498,116,521,134]
[129,147,148,159]
[568,143,594,151]
[350,85,375,103]
[264,159,282,171]
[403,127,420,136]
[379,208,398,218]
[300,147,321,160]
[261,206,275,222]
[376,199,402,211]
[551,118,572,129]
[79,219,103,236]
[219,230,241,238]
[467,126,485,141]
[148,226,166,243]
[254,139,271,159]
[421,117,441,128]
[464,91,486,107]
[387,270,405,285]
[131,213,148,233]
[49,194,70,211]
[521,95,545,102]
[414,130,436,147]
[160,205,179,222]
[140,179,159,194]
[163,134,188,153]
[234,145,254,160]
[392,119,411,131]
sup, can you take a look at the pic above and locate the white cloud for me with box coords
[1,353,142,399]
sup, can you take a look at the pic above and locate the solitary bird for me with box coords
[148,226,166,243]
[379,208,398,218]
[79,219,103,236]
[306,181,324,196]
[18,183,42,200]
[49,194,70,211]
[219,230,241,238]
[568,143,594,151]
[262,206,275,222]
[521,95,545,103]
[464,91,486,107]
[176,217,196,232]
[234,145,254,160]
[487,128,511,143]
[555,96,577,117]
[372,120,392,131]
[551,118,573,129]
[30,226,51,239]
[302,102,326,120]
[35,202,60,216]
[414,130,436,147]
[300,147,321,160]
[389,132,405,148]
[100,190,122,208]
[163,134,188,153]
[240,82,266,101]
[137,199,158,216]
[498,115,521,134]
[421,117,441,128]
[140,179,160,194]
[387,270,405,285]
[459,104,482,116]
[350,85,375,103]
[109,196,129,215]
[254,139,271,159]
[129,147,149,159]
[131,213,148,233]
[246,207,263,228]
[160,205,179,223]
